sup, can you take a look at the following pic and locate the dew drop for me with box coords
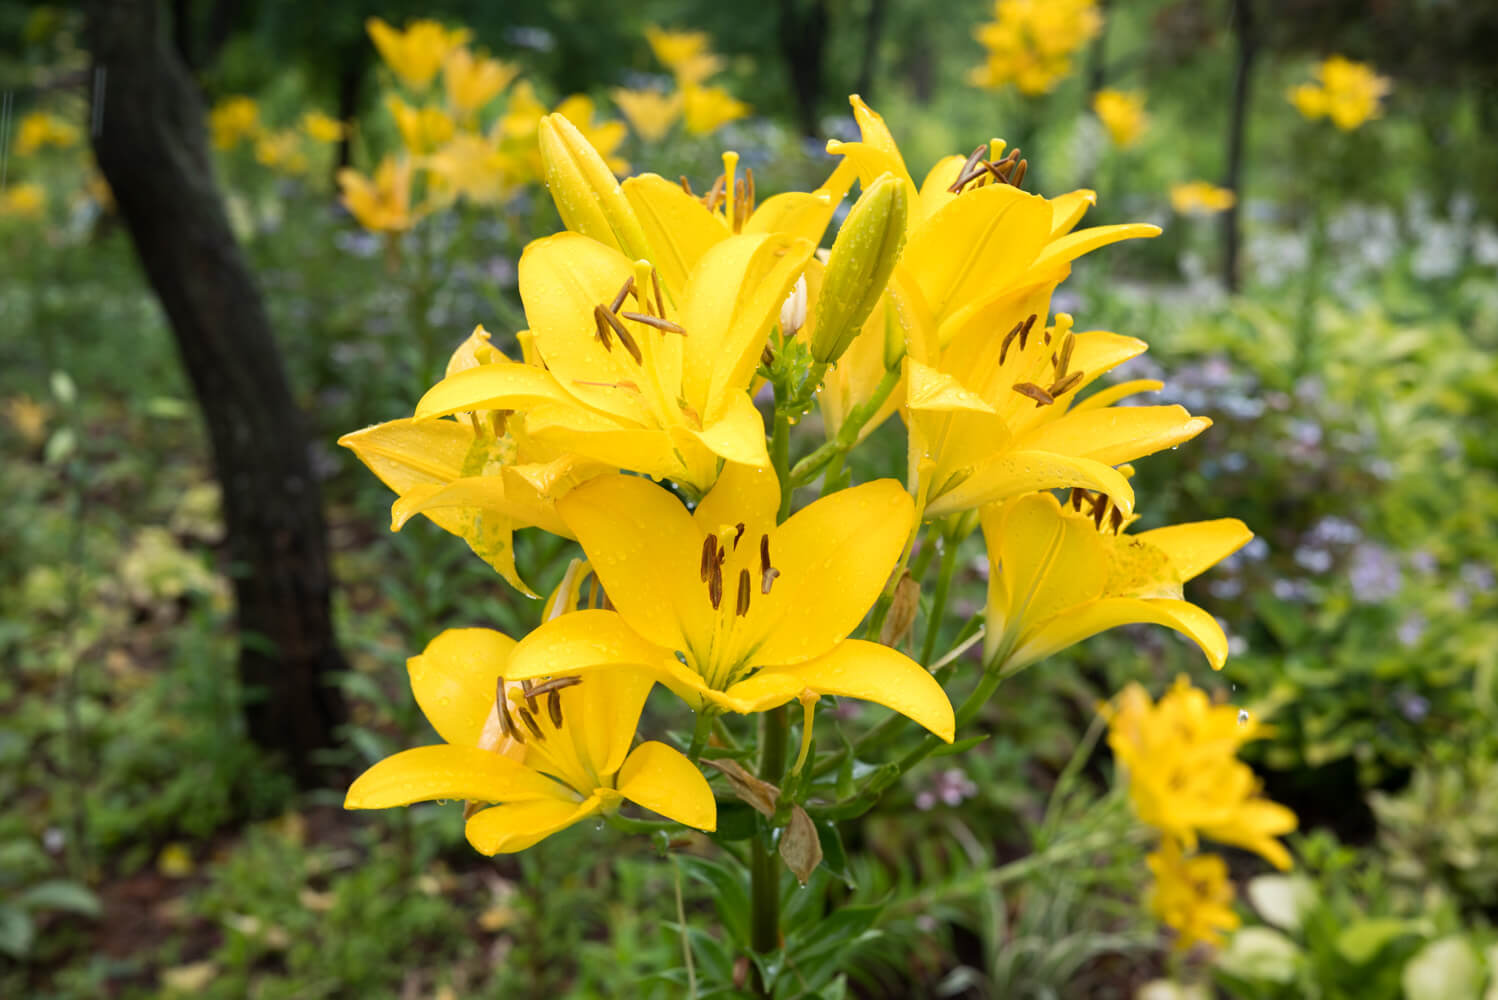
[1237,709,1249,726]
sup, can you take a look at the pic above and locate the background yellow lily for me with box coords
[1108,678,1297,870]
[500,463,954,740]
[365,17,470,92]
[346,626,715,854]
[980,490,1251,673]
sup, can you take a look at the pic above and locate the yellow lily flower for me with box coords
[345,621,716,854]
[337,156,416,233]
[341,327,607,594]
[300,110,346,144]
[612,88,683,143]
[1092,89,1147,149]
[816,96,1168,465]
[366,17,470,91]
[1146,837,1240,951]
[1170,181,1236,216]
[423,132,515,207]
[554,95,629,175]
[645,26,724,87]
[207,96,260,151]
[1288,55,1391,131]
[980,491,1250,672]
[0,182,45,219]
[969,0,1101,96]
[442,48,519,117]
[414,218,813,491]
[15,111,79,156]
[682,84,751,136]
[254,130,309,175]
[501,463,955,739]
[386,96,455,156]
[1107,677,1298,869]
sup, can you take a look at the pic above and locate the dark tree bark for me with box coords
[334,42,366,175]
[855,0,890,102]
[1222,0,1256,292]
[85,0,347,787]
[778,0,830,137]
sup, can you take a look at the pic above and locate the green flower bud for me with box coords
[810,173,908,365]
[538,114,651,262]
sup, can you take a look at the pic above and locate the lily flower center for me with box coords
[579,271,698,432]
[947,143,1029,194]
[692,521,781,690]
[489,674,601,796]
[681,151,757,233]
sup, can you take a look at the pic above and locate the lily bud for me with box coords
[538,113,651,262]
[810,172,908,365]
[880,571,920,648]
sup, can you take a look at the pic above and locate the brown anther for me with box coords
[517,706,545,740]
[520,678,539,712]
[593,306,614,351]
[679,175,695,196]
[620,311,686,335]
[999,319,1024,365]
[527,676,582,697]
[708,563,723,610]
[735,569,751,616]
[1048,371,1084,397]
[761,344,775,367]
[495,679,521,743]
[1070,488,1089,511]
[1110,506,1125,534]
[705,174,726,214]
[733,177,746,231]
[609,277,634,314]
[547,690,563,728]
[1018,313,1037,349]
[947,144,989,193]
[1010,159,1028,188]
[732,522,746,550]
[1093,496,1109,530]
[651,268,666,317]
[1043,331,1053,345]
[1012,382,1055,407]
[759,534,779,594]
[700,535,718,582]
[598,306,643,364]
[1057,334,1074,376]
[745,168,756,216]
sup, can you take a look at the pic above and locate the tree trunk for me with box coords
[1223,0,1256,292]
[778,0,830,137]
[85,0,347,787]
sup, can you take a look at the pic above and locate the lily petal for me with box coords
[692,389,770,468]
[747,479,915,665]
[465,795,604,854]
[1014,597,1231,671]
[732,639,954,741]
[414,359,583,421]
[742,190,842,246]
[339,417,470,487]
[903,184,1053,322]
[914,153,970,223]
[345,744,561,809]
[692,460,779,542]
[1073,379,1163,412]
[409,628,517,747]
[904,358,998,414]
[555,476,707,652]
[1135,519,1253,583]
[621,173,727,296]
[391,472,570,538]
[926,449,1135,518]
[984,493,1106,642]
[566,667,657,781]
[681,233,815,411]
[617,741,717,831]
[1049,189,1096,237]
[1032,222,1161,272]
[1013,406,1211,467]
[518,233,664,424]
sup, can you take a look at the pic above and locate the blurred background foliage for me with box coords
[3,0,1497,996]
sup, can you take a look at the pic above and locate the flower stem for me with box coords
[750,705,788,967]
[771,409,793,521]
[687,709,715,762]
[788,365,901,488]
[918,534,961,666]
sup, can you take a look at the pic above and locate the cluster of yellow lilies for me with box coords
[341,92,1254,856]
[1107,678,1298,951]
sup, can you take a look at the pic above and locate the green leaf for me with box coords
[0,905,35,958]
[815,818,855,889]
[1401,937,1480,1000]
[17,880,101,918]
[679,855,751,947]
[931,734,989,758]
[1336,918,1417,965]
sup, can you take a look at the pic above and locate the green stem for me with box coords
[788,366,901,488]
[750,705,789,966]
[771,410,793,521]
[918,535,961,666]
[687,709,715,762]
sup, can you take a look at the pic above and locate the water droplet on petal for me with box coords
[1237,709,1249,726]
